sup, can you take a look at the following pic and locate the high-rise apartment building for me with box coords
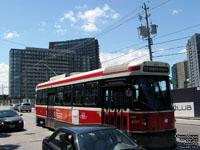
[9,47,90,98]
[49,38,101,70]
[187,33,200,87]
[171,64,178,89]
[172,60,188,89]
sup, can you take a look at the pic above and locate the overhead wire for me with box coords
[150,0,171,11]
[126,53,149,63]
[154,52,187,58]
[153,46,185,53]
[102,45,147,64]
[124,45,186,64]
[95,6,142,38]
[153,36,191,45]
[102,34,191,64]
[105,41,145,53]
[154,24,200,40]
[0,39,28,47]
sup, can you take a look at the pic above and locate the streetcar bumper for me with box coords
[130,128,177,149]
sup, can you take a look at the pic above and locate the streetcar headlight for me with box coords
[143,119,147,126]
[164,118,168,124]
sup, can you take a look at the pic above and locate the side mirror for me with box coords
[20,114,23,116]
[43,136,50,143]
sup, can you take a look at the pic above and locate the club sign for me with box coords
[173,102,194,117]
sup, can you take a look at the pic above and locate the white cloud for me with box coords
[0,63,9,95]
[112,13,119,19]
[54,23,62,29]
[172,9,182,15]
[56,28,67,34]
[81,23,98,32]
[78,4,119,32]
[55,4,119,33]
[179,49,187,54]
[4,32,20,39]
[100,49,149,68]
[54,24,61,29]
[54,23,67,34]
[76,4,88,9]
[60,11,77,23]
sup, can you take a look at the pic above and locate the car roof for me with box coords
[60,124,115,135]
[0,109,15,112]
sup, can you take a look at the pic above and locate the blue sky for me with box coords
[0,0,200,94]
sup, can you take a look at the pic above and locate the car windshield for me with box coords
[77,128,138,150]
[0,110,19,118]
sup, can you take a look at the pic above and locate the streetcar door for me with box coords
[46,93,56,128]
[102,86,129,130]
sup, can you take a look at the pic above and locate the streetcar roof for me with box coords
[36,61,169,90]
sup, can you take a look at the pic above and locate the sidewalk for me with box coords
[0,105,10,109]
[175,118,200,126]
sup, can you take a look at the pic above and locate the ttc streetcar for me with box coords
[35,61,176,149]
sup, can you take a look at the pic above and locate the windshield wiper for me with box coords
[136,100,155,111]
[136,100,163,116]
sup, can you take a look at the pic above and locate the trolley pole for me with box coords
[143,3,153,61]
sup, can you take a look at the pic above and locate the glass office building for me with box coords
[9,47,90,98]
[49,38,101,70]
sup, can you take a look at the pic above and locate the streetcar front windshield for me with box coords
[132,76,173,111]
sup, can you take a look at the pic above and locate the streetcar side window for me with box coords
[55,87,64,105]
[37,90,47,105]
[84,82,98,106]
[63,86,72,105]
[56,91,63,105]
[36,90,42,105]
[73,84,83,105]
[48,94,56,106]
[41,90,47,105]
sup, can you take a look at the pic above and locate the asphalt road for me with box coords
[0,106,200,150]
[0,108,53,150]
[176,123,200,150]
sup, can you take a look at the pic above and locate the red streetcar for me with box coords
[35,61,176,149]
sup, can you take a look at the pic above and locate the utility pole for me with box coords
[144,3,153,61]
[137,2,158,61]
